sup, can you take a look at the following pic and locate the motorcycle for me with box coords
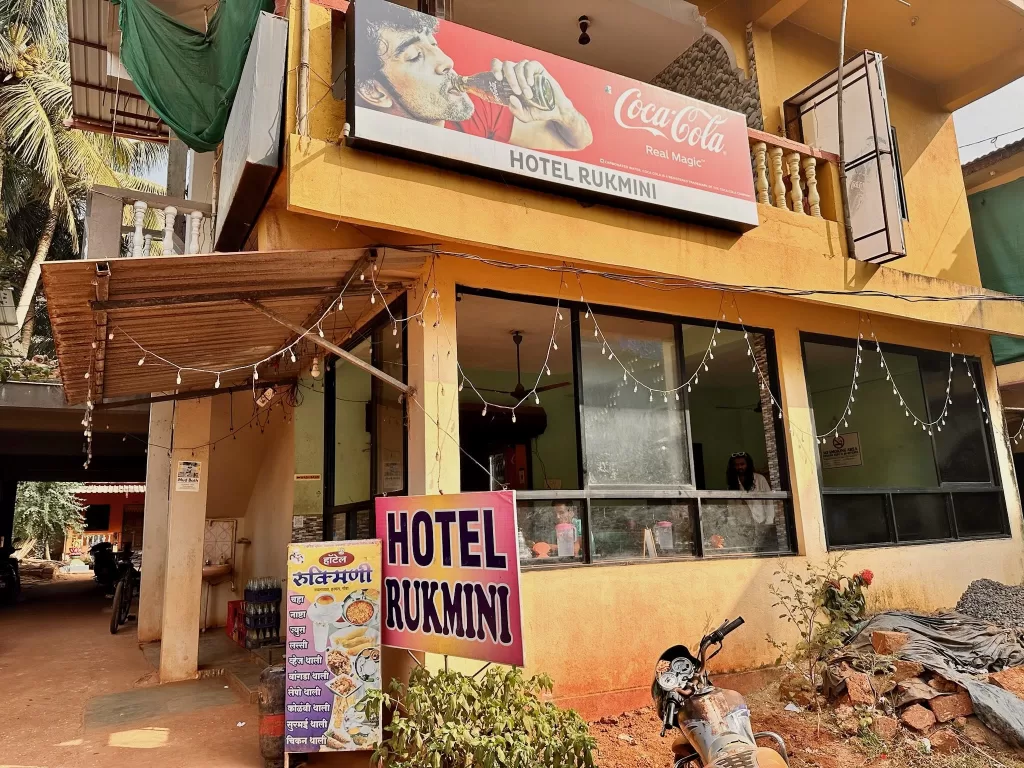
[652,617,790,768]
[91,541,118,594]
[110,547,142,634]
[0,544,20,605]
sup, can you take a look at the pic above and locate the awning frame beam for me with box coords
[244,299,412,396]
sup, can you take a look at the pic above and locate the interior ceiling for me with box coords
[453,0,706,83]
[456,294,573,374]
[788,0,1024,84]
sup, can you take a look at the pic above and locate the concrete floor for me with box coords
[0,574,263,768]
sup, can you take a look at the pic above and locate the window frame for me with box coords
[801,331,1009,550]
[322,296,409,542]
[457,286,796,569]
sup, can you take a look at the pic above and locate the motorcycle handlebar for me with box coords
[704,616,745,647]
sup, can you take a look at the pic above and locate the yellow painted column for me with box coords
[138,400,174,643]
[772,326,828,557]
[981,344,1024,542]
[159,398,213,683]
[406,258,461,496]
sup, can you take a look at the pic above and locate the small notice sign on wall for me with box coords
[175,460,202,492]
[821,432,863,469]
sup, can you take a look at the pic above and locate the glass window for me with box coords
[892,494,951,542]
[454,289,794,568]
[517,500,584,566]
[953,492,1007,538]
[455,293,579,493]
[699,499,791,555]
[684,325,784,493]
[823,494,891,547]
[374,316,406,495]
[85,505,111,531]
[581,314,688,487]
[804,334,1006,549]
[590,501,695,561]
[334,339,372,506]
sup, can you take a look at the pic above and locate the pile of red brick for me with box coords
[818,630,1024,753]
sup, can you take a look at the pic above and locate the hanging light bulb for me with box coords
[215,375,221,389]
[360,272,365,281]
[704,363,709,372]
[458,379,464,392]
[338,297,344,311]
[663,394,668,403]
[633,384,638,393]
[481,405,487,416]
[290,348,297,363]
[557,310,563,321]
[649,392,653,403]
[535,393,540,405]
[176,370,182,385]
[545,365,551,376]
[318,324,325,338]
[553,341,559,351]
[138,356,145,366]
[511,412,517,424]
[84,371,90,379]
[371,294,376,305]
[393,324,398,336]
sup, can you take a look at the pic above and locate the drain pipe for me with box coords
[297,0,310,136]
[836,0,856,260]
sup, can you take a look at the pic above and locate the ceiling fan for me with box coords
[475,331,573,401]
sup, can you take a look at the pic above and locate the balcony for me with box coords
[748,129,840,220]
[84,186,214,260]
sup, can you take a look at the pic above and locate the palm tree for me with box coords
[0,0,167,354]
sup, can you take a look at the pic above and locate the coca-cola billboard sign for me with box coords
[346,0,757,229]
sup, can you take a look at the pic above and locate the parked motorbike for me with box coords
[91,541,118,594]
[652,617,790,768]
[110,547,142,634]
[0,544,20,606]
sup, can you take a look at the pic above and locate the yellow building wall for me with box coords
[268,0,1024,720]
[397,255,1024,716]
[764,21,981,287]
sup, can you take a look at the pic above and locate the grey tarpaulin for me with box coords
[845,612,1024,746]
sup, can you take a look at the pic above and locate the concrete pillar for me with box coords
[138,401,174,642]
[159,398,213,683]
[406,261,460,495]
[772,326,827,557]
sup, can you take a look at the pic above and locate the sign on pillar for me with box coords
[284,541,382,752]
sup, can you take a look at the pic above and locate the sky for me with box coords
[953,75,1024,165]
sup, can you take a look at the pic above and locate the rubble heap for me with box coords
[779,628,1024,755]
[956,579,1024,629]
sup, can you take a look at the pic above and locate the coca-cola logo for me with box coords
[319,550,354,567]
[613,88,727,153]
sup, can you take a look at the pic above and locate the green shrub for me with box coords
[359,666,596,767]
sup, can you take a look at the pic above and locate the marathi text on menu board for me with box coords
[284,541,382,753]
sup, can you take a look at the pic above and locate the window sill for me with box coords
[827,532,1011,552]
[520,548,798,572]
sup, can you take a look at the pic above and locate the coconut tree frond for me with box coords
[0,72,73,197]
[0,0,61,53]
[83,132,167,179]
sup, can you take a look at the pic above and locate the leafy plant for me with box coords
[14,481,85,559]
[767,555,873,691]
[358,665,596,767]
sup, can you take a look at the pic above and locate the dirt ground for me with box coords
[0,574,262,768]
[590,683,1024,768]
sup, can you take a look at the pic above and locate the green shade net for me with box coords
[112,0,275,152]
[969,178,1024,365]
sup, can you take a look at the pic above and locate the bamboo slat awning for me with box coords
[42,248,426,405]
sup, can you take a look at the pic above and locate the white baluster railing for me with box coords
[162,206,177,255]
[748,129,838,220]
[131,200,148,258]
